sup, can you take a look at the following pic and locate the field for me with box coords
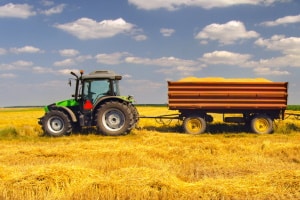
[0,106,299,199]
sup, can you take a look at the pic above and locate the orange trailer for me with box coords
[168,79,288,134]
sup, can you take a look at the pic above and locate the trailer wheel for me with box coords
[251,115,273,134]
[183,116,206,134]
[42,110,72,137]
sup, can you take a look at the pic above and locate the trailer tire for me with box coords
[183,116,206,134]
[96,101,134,136]
[251,114,273,134]
[42,110,72,137]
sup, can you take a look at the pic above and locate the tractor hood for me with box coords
[44,99,79,112]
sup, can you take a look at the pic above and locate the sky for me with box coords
[0,0,300,107]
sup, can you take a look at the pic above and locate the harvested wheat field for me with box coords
[0,107,299,200]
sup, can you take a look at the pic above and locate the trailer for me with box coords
[140,78,291,134]
[167,79,288,134]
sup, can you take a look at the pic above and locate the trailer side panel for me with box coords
[168,81,288,112]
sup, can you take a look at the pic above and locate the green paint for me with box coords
[119,96,135,103]
[44,99,79,112]
[56,99,79,107]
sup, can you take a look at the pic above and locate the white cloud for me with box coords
[55,18,135,40]
[200,49,295,75]
[195,21,259,45]
[33,66,54,74]
[252,35,300,68]
[128,27,147,41]
[156,66,200,76]
[40,4,66,16]
[197,48,298,76]
[125,79,163,90]
[59,49,80,57]
[57,69,80,75]
[254,67,289,76]
[0,60,33,70]
[0,73,17,78]
[40,0,55,7]
[254,55,300,68]
[13,60,34,67]
[201,51,252,65]
[0,48,7,55]
[0,3,36,19]
[133,34,147,41]
[53,58,75,67]
[53,55,92,67]
[122,74,132,79]
[261,14,300,26]
[125,56,198,68]
[160,28,175,37]
[95,52,131,65]
[255,35,300,55]
[10,46,44,54]
[125,56,201,76]
[128,0,287,10]
[33,67,80,76]
[39,80,66,88]
[32,67,82,76]
[75,55,93,62]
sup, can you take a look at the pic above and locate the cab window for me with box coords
[83,79,110,103]
[112,80,120,96]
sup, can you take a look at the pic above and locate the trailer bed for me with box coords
[168,81,288,112]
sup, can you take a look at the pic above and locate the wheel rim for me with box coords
[47,116,64,134]
[102,108,125,132]
[254,118,270,133]
[186,118,202,134]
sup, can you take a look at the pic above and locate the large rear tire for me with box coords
[42,110,72,137]
[96,101,134,136]
[183,116,206,134]
[251,114,273,134]
[129,103,139,129]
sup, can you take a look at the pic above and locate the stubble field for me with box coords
[0,106,299,200]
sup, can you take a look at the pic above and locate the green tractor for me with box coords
[39,70,139,136]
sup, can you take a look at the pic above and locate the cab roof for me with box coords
[82,70,122,80]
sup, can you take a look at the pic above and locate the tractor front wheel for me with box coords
[96,101,134,136]
[42,110,72,137]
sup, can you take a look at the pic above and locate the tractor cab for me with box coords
[82,72,121,98]
[69,70,123,110]
[71,70,121,98]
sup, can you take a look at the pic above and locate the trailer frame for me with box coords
[138,110,300,134]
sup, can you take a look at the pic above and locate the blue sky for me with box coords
[0,0,299,106]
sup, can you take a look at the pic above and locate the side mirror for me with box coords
[70,71,78,78]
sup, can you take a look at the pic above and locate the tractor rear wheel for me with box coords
[42,110,72,137]
[96,101,134,136]
[128,103,139,129]
[183,116,206,134]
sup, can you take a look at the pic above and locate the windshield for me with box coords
[82,79,120,103]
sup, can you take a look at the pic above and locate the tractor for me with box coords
[39,70,139,136]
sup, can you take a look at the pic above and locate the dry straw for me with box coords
[178,77,271,82]
[0,107,299,199]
